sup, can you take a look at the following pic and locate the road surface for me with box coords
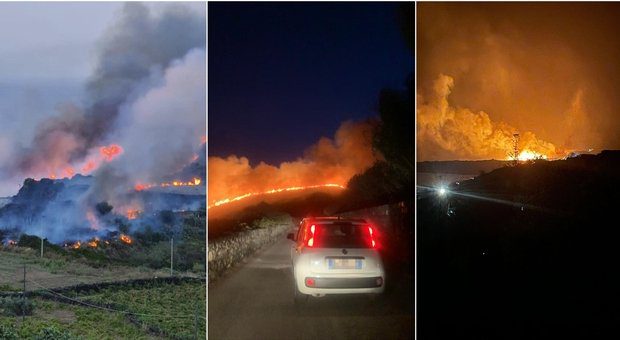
[208,231,413,340]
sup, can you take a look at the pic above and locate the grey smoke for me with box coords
[9,2,205,179]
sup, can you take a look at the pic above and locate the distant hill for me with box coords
[417,159,509,175]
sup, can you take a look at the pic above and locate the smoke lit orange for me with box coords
[207,183,346,209]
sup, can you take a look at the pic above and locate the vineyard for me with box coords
[0,209,207,339]
[0,279,205,339]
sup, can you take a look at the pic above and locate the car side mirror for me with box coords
[286,233,295,241]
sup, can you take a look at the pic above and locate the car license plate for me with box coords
[327,258,362,269]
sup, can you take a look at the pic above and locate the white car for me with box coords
[287,217,385,304]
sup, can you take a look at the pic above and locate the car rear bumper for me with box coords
[305,276,383,289]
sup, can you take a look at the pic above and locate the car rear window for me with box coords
[314,222,371,248]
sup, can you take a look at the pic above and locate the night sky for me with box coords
[208,2,413,165]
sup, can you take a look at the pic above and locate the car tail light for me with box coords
[306,224,316,247]
[305,277,316,287]
[368,225,377,248]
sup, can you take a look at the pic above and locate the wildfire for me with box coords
[207,183,346,209]
[100,144,124,161]
[506,150,550,162]
[120,234,133,244]
[517,150,548,161]
[87,237,100,248]
[71,241,81,249]
[82,161,96,172]
[43,143,124,180]
[134,177,202,191]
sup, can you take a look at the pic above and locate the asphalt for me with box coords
[208,231,413,340]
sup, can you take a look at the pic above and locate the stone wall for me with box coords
[207,216,293,282]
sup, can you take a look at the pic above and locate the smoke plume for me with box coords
[2,2,205,183]
[417,3,618,160]
[418,74,559,160]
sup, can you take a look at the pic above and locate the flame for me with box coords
[100,144,124,161]
[505,149,550,162]
[207,183,346,209]
[71,241,81,249]
[120,234,133,244]
[87,237,99,248]
[64,167,75,178]
[134,177,203,191]
[517,150,548,161]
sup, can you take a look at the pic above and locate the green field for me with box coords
[1,280,205,339]
[1,222,206,339]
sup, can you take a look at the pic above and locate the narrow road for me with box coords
[208,232,413,340]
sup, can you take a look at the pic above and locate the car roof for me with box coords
[302,216,367,224]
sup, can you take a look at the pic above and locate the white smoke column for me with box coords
[111,48,206,185]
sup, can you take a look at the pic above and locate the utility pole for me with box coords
[170,237,174,276]
[22,264,26,322]
[512,133,520,166]
[40,238,43,258]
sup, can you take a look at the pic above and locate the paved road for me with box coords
[208,232,413,340]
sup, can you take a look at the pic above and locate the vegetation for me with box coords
[0,297,34,316]
[83,281,205,339]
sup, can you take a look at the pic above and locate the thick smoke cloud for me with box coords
[208,120,378,204]
[90,48,206,205]
[0,3,205,242]
[417,3,619,160]
[418,74,559,160]
[3,2,205,181]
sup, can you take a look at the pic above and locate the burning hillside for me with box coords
[208,120,378,209]
[416,4,619,161]
[0,3,206,244]
[0,174,204,244]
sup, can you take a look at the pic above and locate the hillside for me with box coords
[418,150,620,337]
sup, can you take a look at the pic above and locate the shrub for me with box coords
[0,324,18,340]
[33,325,75,340]
[0,296,35,316]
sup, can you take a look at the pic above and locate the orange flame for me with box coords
[100,144,123,161]
[71,241,81,249]
[87,237,99,248]
[207,183,346,209]
[120,234,133,244]
[134,177,203,191]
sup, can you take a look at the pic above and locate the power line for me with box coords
[27,278,205,320]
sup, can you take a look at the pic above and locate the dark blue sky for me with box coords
[208,2,413,165]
